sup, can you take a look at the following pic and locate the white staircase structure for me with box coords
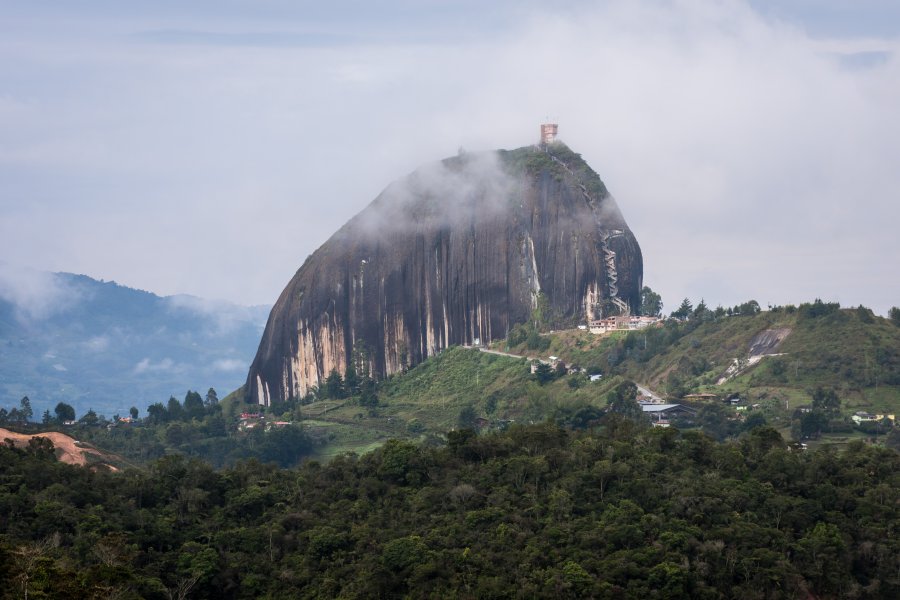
[541,145,630,317]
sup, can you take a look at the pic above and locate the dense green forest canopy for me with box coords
[3,421,900,598]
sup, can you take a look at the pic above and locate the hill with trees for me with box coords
[228,299,900,457]
[4,420,900,598]
[7,298,899,463]
[3,298,900,596]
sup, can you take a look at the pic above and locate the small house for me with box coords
[851,411,894,425]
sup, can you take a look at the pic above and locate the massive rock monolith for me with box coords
[247,141,642,405]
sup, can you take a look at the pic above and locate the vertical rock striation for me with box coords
[247,143,642,405]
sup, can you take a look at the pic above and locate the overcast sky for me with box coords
[1,0,898,316]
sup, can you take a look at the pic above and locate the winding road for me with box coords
[466,345,666,400]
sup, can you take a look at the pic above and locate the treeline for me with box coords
[86,397,312,469]
[0,389,223,430]
[3,421,900,598]
[145,389,220,424]
[5,389,316,470]
[670,298,761,321]
[0,396,34,426]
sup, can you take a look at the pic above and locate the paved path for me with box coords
[636,383,664,402]
[473,347,534,360]
[466,345,666,400]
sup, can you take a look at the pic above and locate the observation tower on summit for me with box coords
[540,122,558,145]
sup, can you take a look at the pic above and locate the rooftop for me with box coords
[641,404,684,412]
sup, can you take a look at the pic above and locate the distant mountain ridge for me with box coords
[0,268,269,417]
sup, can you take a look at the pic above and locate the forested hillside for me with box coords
[3,301,900,597]
[26,389,317,469]
[235,301,900,457]
[9,300,898,462]
[498,301,900,440]
[513,301,900,402]
[3,421,900,598]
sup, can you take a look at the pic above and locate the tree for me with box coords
[533,362,555,385]
[856,305,875,323]
[531,292,550,330]
[323,369,345,400]
[54,402,75,423]
[692,299,712,321]
[796,522,849,597]
[697,403,731,441]
[671,298,693,320]
[204,388,219,407]
[41,410,52,425]
[358,376,378,408]
[19,396,33,423]
[734,300,761,316]
[666,372,688,399]
[506,323,529,346]
[129,406,139,420]
[606,381,644,422]
[146,402,168,425]
[183,390,204,420]
[795,410,829,440]
[382,536,428,572]
[890,306,900,327]
[811,387,840,419]
[458,404,478,429]
[165,422,186,446]
[640,286,663,317]
[770,358,787,378]
[798,299,839,320]
[554,360,568,378]
[344,361,359,397]
[742,412,768,432]
[79,409,99,426]
[167,396,184,421]
[886,428,900,451]
[569,405,604,430]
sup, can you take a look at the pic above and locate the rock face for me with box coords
[247,143,642,405]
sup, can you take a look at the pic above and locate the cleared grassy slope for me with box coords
[298,346,622,458]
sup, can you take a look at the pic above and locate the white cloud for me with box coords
[0,263,81,321]
[0,1,898,315]
[133,357,176,374]
[83,336,110,352]
[165,294,268,333]
[213,358,247,372]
